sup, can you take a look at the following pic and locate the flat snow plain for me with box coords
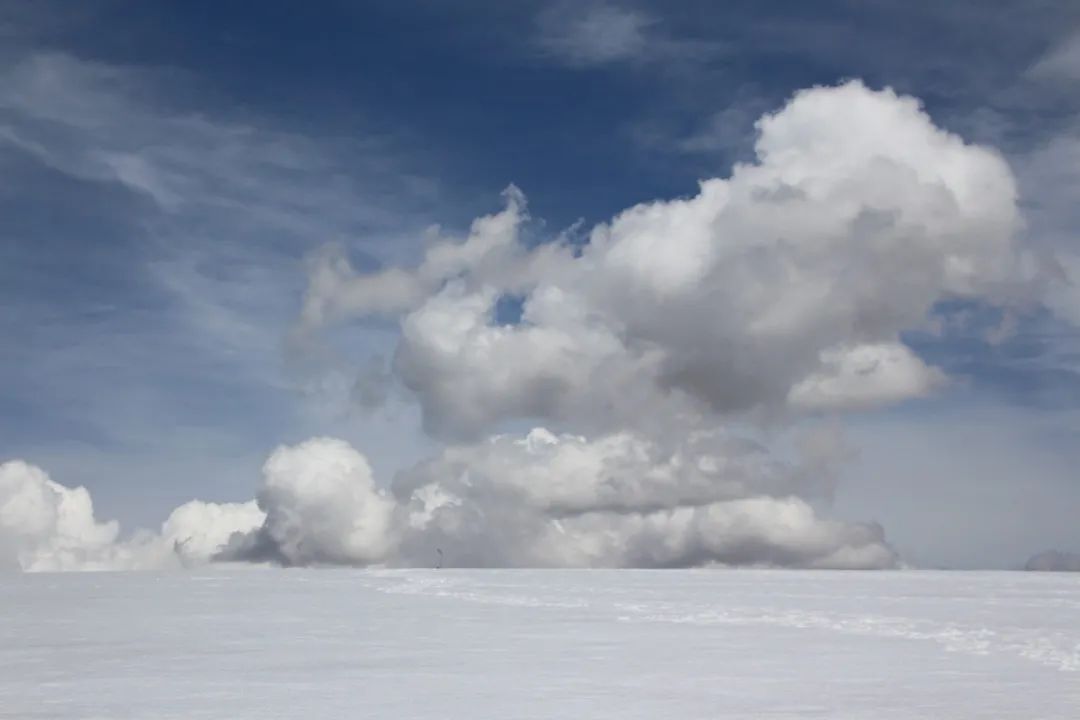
[2,569,1078,719]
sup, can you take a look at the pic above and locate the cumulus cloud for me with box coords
[161,499,266,567]
[0,460,121,571]
[299,186,534,329]
[1,427,896,571]
[225,438,397,566]
[787,343,946,412]
[217,430,895,569]
[0,459,263,571]
[390,428,895,569]
[223,81,1050,571]
[306,81,1041,441]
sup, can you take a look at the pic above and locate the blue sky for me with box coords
[3,0,1080,569]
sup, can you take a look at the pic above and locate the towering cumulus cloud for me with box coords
[3,81,1047,570]
[307,81,1033,442]
[226,438,398,566]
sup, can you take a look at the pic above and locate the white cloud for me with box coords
[262,82,1062,572]
[309,81,1042,440]
[161,499,266,567]
[394,280,674,439]
[223,430,896,569]
[299,186,533,328]
[242,437,398,566]
[0,460,120,571]
[2,425,896,571]
[0,459,263,572]
[788,343,946,412]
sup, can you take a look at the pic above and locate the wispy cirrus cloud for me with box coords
[1029,30,1080,82]
[532,1,722,69]
[0,49,444,520]
[0,48,447,381]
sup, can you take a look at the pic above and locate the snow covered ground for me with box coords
[2,569,1078,719]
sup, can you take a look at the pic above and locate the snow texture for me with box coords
[2,569,1077,718]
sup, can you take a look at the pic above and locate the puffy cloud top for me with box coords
[305,81,1037,440]
[220,429,897,570]
[0,460,120,571]
[239,438,398,566]
[385,428,896,569]
[0,460,263,572]
[0,426,900,571]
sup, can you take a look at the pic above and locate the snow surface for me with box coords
[2,569,1078,719]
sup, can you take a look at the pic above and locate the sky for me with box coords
[2,0,1080,571]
